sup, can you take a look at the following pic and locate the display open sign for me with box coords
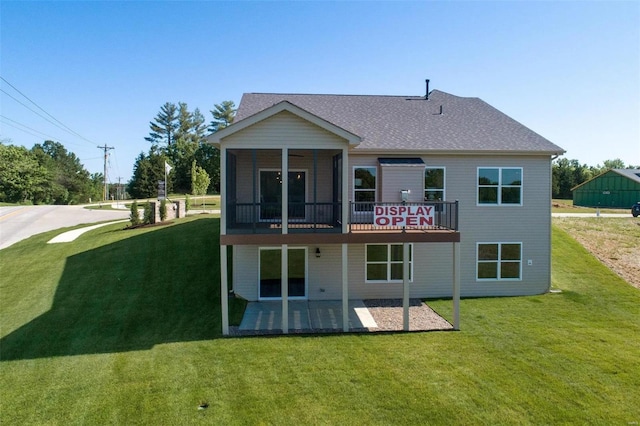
[374,205,434,227]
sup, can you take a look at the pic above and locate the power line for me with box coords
[0,114,86,149]
[0,116,52,140]
[0,76,97,147]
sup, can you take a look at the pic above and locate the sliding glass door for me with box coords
[259,170,306,221]
[259,247,307,299]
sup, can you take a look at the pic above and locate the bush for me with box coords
[129,200,140,226]
[159,199,167,222]
[185,194,190,212]
[143,202,153,225]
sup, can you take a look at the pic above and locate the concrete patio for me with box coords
[231,299,454,336]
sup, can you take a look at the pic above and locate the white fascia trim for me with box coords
[206,101,362,146]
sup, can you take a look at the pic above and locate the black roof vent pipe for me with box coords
[425,79,430,100]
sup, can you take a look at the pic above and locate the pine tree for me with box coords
[209,101,236,133]
[145,102,178,151]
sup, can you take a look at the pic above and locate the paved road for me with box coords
[0,205,129,250]
[552,212,633,218]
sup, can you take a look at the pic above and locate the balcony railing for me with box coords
[349,201,458,232]
[225,201,458,234]
[226,202,342,233]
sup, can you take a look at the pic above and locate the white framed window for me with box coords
[477,167,523,205]
[424,167,445,201]
[366,243,413,283]
[353,166,376,211]
[476,242,522,281]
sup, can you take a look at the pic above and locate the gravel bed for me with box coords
[363,299,453,332]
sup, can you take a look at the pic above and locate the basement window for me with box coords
[366,244,413,283]
[477,242,522,281]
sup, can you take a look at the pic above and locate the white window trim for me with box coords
[476,242,523,282]
[365,243,413,283]
[424,166,446,201]
[476,167,523,206]
[353,166,377,203]
[258,246,308,300]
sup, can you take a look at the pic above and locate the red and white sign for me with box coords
[374,205,434,227]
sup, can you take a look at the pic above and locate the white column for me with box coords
[341,147,349,233]
[220,245,229,336]
[403,242,410,331]
[281,148,288,235]
[453,242,460,330]
[219,147,227,233]
[342,243,349,332]
[281,244,289,334]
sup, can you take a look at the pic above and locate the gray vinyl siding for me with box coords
[346,243,457,299]
[232,244,344,301]
[234,243,458,301]
[230,153,553,300]
[347,153,553,297]
[440,154,552,296]
[380,166,425,203]
[233,245,259,301]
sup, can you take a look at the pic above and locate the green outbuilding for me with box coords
[572,169,640,208]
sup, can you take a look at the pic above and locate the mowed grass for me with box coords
[1,219,639,424]
[551,198,630,214]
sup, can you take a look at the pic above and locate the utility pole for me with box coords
[98,144,115,201]
[116,177,122,201]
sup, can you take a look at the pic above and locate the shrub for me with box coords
[185,194,190,212]
[159,199,167,222]
[129,200,140,226]
[143,202,153,225]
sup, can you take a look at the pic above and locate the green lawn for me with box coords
[552,198,629,214]
[1,219,639,424]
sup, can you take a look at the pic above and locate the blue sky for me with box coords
[1,1,639,182]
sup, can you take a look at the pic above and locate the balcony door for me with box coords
[259,247,307,299]
[259,170,306,221]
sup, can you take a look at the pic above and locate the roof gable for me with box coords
[571,169,640,191]
[206,101,361,146]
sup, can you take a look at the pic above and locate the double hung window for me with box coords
[478,167,522,205]
[424,167,445,201]
[477,243,522,280]
[354,167,376,211]
[366,244,413,282]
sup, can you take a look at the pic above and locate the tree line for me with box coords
[127,101,235,198]
[0,140,102,204]
[552,158,638,199]
[2,115,636,205]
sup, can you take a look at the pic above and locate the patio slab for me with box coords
[234,299,453,336]
[238,300,371,333]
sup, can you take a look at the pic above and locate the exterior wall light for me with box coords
[315,248,321,258]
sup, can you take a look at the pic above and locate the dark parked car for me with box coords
[632,202,640,217]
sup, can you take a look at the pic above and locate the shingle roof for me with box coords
[612,169,640,184]
[235,90,565,154]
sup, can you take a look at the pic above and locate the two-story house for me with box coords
[208,86,565,336]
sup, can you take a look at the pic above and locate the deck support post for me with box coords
[220,244,229,336]
[342,243,349,332]
[281,148,289,334]
[341,147,349,234]
[453,242,460,330]
[403,242,410,331]
[281,243,289,334]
